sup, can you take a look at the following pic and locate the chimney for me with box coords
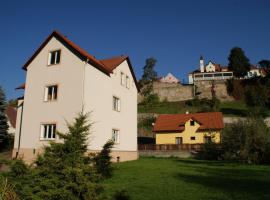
[200,55,204,72]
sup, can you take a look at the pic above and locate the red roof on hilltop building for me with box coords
[153,112,224,133]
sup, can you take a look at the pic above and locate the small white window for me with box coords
[121,72,125,85]
[112,129,120,143]
[113,96,120,111]
[126,75,130,88]
[44,85,58,101]
[40,124,56,140]
[48,50,61,65]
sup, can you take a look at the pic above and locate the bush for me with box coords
[94,140,114,178]
[113,189,130,200]
[197,141,222,160]
[142,93,160,105]
[7,112,115,200]
[222,118,270,164]
[10,159,29,178]
[0,176,19,200]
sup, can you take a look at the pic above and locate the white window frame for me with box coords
[112,129,120,144]
[48,50,61,65]
[121,72,125,86]
[40,124,56,140]
[44,85,58,101]
[126,75,130,89]
[113,96,121,111]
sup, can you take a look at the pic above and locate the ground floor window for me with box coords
[112,129,120,144]
[175,137,183,144]
[204,136,212,143]
[40,124,56,140]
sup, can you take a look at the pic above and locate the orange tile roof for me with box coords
[100,56,128,71]
[153,112,224,133]
[15,83,25,90]
[22,31,139,90]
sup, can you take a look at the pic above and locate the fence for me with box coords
[138,144,204,151]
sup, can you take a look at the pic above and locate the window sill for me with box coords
[40,138,56,141]
[47,63,60,67]
[44,100,58,103]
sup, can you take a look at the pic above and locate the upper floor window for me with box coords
[113,96,120,111]
[190,136,196,140]
[112,129,120,143]
[190,120,195,126]
[44,85,58,101]
[126,75,130,89]
[48,50,61,65]
[40,124,56,140]
[121,72,125,86]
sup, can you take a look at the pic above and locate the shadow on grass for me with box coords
[174,160,270,200]
[220,108,247,117]
[176,159,229,166]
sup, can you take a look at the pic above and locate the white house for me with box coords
[188,56,265,84]
[188,56,233,84]
[13,31,138,163]
[159,73,180,83]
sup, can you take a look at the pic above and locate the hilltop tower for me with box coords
[200,55,204,72]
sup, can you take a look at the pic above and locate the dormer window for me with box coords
[190,120,195,126]
[48,50,61,65]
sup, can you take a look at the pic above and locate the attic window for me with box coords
[190,120,195,126]
[126,75,130,89]
[191,137,196,140]
[48,50,61,65]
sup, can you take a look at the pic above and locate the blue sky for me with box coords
[0,0,270,99]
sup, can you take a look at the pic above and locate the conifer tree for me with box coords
[0,86,9,149]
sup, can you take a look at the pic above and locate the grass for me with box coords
[219,101,248,117]
[138,100,270,117]
[138,101,200,114]
[103,157,270,200]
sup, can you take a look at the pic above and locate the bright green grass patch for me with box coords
[103,157,270,200]
[138,100,266,117]
[138,101,199,114]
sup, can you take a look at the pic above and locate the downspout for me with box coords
[16,101,24,158]
[81,58,89,110]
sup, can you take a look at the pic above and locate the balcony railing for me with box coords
[193,72,233,81]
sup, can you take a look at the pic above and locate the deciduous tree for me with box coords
[228,47,250,77]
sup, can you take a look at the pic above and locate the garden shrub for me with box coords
[113,189,130,200]
[7,112,114,200]
[222,118,270,164]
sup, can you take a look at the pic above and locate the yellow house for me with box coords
[153,112,224,144]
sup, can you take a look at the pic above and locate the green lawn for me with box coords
[103,157,270,200]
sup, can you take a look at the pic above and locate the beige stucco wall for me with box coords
[13,36,138,162]
[155,119,221,144]
[83,60,138,151]
[14,37,84,151]
[12,148,138,164]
